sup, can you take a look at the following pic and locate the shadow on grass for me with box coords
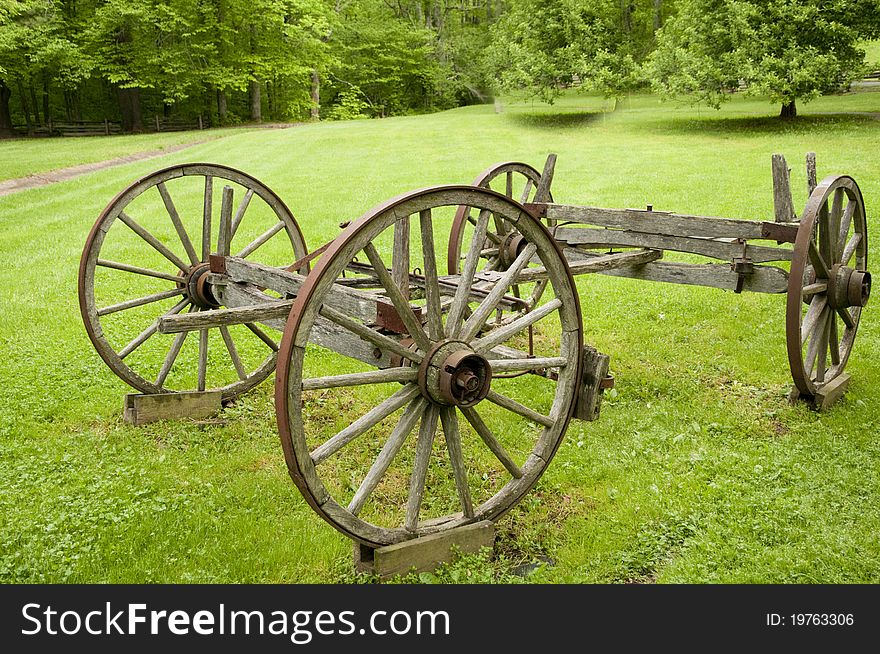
[643,113,879,136]
[504,110,606,129]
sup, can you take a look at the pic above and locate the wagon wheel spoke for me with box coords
[419,209,444,341]
[310,384,422,465]
[157,182,199,265]
[96,259,182,283]
[800,295,827,347]
[485,389,554,428]
[97,287,186,316]
[197,325,208,391]
[219,325,247,381]
[829,314,840,366]
[519,179,534,204]
[808,241,830,279]
[439,406,474,518]
[230,189,255,239]
[473,298,562,353]
[302,367,418,391]
[447,208,491,338]
[837,307,855,330]
[405,405,439,531]
[156,325,190,387]
[841,233,861,267]
[119,298,191,360]
[837,200,856,262]
[236,222,286,258]
[319,304,423,364]
[363,243,431,351]
[117,212,189,272]
[460,406,523,479]
[245,322,279,351]
[348,397,428,516]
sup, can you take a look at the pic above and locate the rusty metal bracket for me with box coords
[523,202,548,219]
[760,221,799,243]
[375,300,426,335]
[731,240,754,294]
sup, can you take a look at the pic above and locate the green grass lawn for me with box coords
[0,127,260,182]
[1,89,879,583]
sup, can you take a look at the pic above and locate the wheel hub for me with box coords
[499,233,527,269]
[418,340,492,407]
[179,263,219,309]
[827,264,871,310]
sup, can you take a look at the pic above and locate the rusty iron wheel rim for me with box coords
[78,163,308,400]
[276,184,582,547]
[447,161,552,275]
[786,175,868,397]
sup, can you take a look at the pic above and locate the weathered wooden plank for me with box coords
[123,391,221,426]
[392,213,411,301]
[533,153,556,202]
[772,153,797,223]
[806,152,818,197]
[353,520,495,580]
[158,299,294,333]
[518,248,661,282]
[553,227,792,262]
[593,258,789,294]
[217,185,234,257]
[540,203,775,240]
[573,346,610,421]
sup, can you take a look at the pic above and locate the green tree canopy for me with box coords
[649,0,880,118]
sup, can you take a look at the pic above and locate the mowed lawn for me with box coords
[1,90,879,583]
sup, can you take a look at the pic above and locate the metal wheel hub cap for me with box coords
[828,265,871,309]
[180,262,219,309]
[500,233,527,269]
[418,340,492,407]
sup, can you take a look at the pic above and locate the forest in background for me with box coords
[0,0,878,135]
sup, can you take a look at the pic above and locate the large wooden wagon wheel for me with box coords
[786,174,870,398]
[79,163,308,400]
[276,185,582,546]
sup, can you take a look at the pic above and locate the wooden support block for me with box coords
[788,373,850,411]
[574,346,611,421]
[353,520,495,580]
[772,153,797,223]
[123,391,222,426]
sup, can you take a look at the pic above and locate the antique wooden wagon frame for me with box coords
[78,153,870,554]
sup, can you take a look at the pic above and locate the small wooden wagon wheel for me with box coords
[786,175,870,398]
[79,163,308,400]
[276,185,582,546]
[446,161,553,275]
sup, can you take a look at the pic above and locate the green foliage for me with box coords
[649,0,880,114]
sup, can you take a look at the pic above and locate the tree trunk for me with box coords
[780,100,797,119]
[653,0,662,32]
[118,86,143,132]
[217,89,227,124]
[16,80,33,135]
[249,80,261,122]
[42,76,50,127]
[29,81,41,126]
[0,81,15,137]
[310,69,320,120]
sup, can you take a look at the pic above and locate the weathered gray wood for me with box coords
[97,287,185,316]
[554,227,792,262]
[772,153,797,223]
[806,152,818,196]
[461,243,536,340]
[542,203,776,240]
[447,208,491,338]
[230,188,255,238]
[473,298,562,353]
[837,201,856,261]
[117,211,189,272]
[245,322,279,351]
[157,182,200,265]
[573,346,610,421]
[353,520,494,580]
[533,153,556,203]
[156,329,188,386]
[363,243,431,351]
[236,221,285,258]
[202,176,213,260]
[392,213,411,301]
[124,390,221,426]
[439,407,474,518]
[319,304,423,364]
[219,325,247,380]
[841,232,861,267]
[159,299,295,333]
[485,389,554,428]
[311,384,422,464]
[460,406,523,478]
[595,259,789,294]
[217,185,234,257]
[490,356,567,373]
[348,397,427,515]
[418,209,444,341]
[813,372,850,410]
[96,258,183,283]
[801,296,827,346]
[119,298,190,359]
[197,327,208,391]
[518,248,661,282]
[405,405,439,532]
[301,367,417,391]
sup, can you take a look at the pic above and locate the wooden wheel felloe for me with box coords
[786,175,869,398]
[276,185,582,546]
[79,163,308,400]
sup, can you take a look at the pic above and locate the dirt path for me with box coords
[0,123,301,197]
